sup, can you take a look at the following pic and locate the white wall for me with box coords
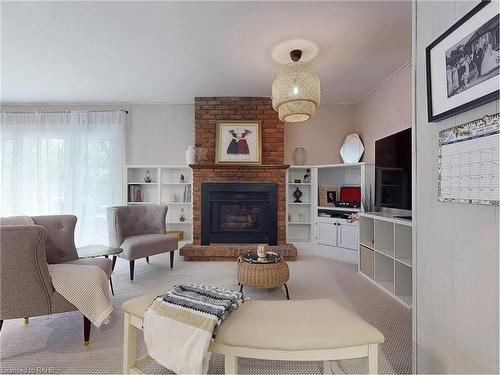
[415,1,499,373]
[127,104,194,165]
[356,64,412,163]
[284,103,357,165]
[1,103,196,166]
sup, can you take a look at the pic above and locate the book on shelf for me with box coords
[182,184,192,203]
[128,184,143,202]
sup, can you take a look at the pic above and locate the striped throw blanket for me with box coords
[143,284,246,374]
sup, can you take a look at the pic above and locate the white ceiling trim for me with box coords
[357,61,412,104]
[1,61,410,107]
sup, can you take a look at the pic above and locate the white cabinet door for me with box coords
[316,219,337,245]
[338,222,359,250]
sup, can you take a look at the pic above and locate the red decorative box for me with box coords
[339,186,361,203]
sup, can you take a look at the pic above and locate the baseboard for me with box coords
[295,243,358,264]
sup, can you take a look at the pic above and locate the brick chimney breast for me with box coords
[191,97,288,247]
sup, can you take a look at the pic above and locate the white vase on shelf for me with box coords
[185,145,196,165]
[292,147,306,165]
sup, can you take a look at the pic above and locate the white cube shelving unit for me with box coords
[358,212,413,308]
[125,165,193,242]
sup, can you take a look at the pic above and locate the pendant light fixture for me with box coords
[272,49,321,123]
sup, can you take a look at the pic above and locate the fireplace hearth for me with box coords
[201,183,278,245]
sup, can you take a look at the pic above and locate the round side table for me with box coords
[77,245,123,296]
[237,252,290,299]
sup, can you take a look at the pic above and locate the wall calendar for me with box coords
[438,113,499,205]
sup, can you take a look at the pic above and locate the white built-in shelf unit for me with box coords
[313,163,373,250]
[285,162,373,246]
[286,166,316,243]
[358,212,413,308]
[125,165,193,241]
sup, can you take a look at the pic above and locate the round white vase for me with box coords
[292,147,306,165]
[185,145,196,165]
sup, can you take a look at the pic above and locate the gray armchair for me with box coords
[0,215,112,345]
[107,205,178,281]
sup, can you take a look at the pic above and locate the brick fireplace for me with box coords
[179,96,297,260]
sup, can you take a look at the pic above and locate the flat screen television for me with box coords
[375,128,412,212]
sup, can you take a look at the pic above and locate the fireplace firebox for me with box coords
[201,183,278,245]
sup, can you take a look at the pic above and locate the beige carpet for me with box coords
[0,248,411,374]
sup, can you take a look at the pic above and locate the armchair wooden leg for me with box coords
[169,251,174,269]
[0,320,3,332]
[129,260,135,281]
[145,256,149,263]
[83,315,91,346]
[112,255,117,271]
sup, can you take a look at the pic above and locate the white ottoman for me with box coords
[122,294,384,374]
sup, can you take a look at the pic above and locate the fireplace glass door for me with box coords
[201,183,277,245]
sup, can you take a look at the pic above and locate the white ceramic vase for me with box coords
[185,145,196,165]
[292,147,306,165]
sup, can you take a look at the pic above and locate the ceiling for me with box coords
[1,1,411,104]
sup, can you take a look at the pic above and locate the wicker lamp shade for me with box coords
[272,61,321,123]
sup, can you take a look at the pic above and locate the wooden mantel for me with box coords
[189,164,290,170]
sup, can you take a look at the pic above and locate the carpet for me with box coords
[0,248,411,374]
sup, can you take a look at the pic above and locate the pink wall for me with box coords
[356,64,412,163]
[284,104,356,165]
[284,64,411,165]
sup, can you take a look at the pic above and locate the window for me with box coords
[0,111,125,246]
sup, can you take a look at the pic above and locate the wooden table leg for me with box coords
[224,355,237,374]
[323,361,333,374]
[364,344,378,374]
[109,278,115,296]
[284,284,290,300]
[123,312,138,374]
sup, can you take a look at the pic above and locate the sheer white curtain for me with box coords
[0,110,125,246]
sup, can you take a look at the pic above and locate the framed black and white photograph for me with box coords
[327,191,336,203]
[318,186,336,207]
[426,1,499,122]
